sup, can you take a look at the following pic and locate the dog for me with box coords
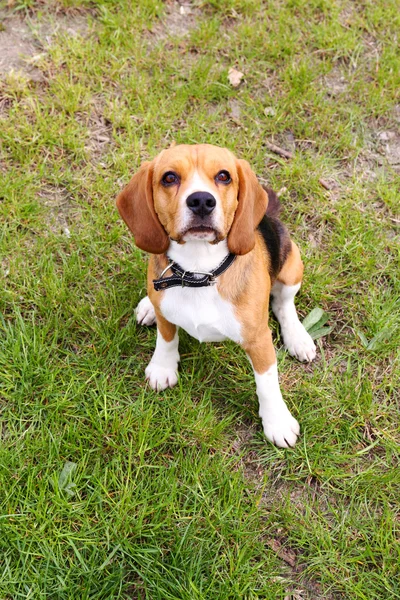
[116,144,316,448]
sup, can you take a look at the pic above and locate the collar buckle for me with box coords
[159,261,175,278]
[153,253,236,291]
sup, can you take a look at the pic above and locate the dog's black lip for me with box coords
[172,226,223,244]
[186,225,216,233]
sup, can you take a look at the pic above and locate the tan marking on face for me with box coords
[151,144,239,242]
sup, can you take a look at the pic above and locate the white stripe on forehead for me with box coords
[184,170,216,196]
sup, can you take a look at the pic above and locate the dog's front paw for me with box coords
[135,296,156,326]
[145,362,178,391]
[283,325,316,362]
[261,410,300,448]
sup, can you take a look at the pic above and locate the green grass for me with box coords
[0,0,399,598]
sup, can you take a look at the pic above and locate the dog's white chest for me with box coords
[160,286,242,343]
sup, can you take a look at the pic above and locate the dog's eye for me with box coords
[215,170,231,184]
[161,171,179,186]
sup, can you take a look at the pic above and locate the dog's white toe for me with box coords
[135,296,156,326]
[283,325,316,362]
[261,410,300,448]
[145,363,178,391]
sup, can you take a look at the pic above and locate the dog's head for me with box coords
[116,144,268,255]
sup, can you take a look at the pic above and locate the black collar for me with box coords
[153,253,236,291]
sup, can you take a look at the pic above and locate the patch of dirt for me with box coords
[338,4,356,28]
[0,10,90,81]
[322,67,349,98]
[289,581,342,600]
[0,93,13,117]
[362,33,381,74]
[228,98,241,123]
[263,132,297,168]
[76,103,113,161]
[261,74,279,96]
[233,433,344,600]
[262,476,335,515]
[233,420,345,600]
[229,424,262,482]
[376,129,400,168]
[87,114,113,161]
[37,184,73,236]
[352,123,400,181]
[0,15,43,81]
[351,150,384,182]
[260,480,343,600]
[150,1,200,41]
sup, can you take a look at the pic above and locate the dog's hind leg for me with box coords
[271,242,316,362]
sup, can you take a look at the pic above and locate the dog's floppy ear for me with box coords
[116,161,169,254]
[227,159,268,255]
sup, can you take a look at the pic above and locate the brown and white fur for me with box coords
[116,144,316,448]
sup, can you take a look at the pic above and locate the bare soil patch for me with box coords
[150,1,200,41]
[352,123,400,182]
[376,129,400,169]
[0,10,90,81]
[76,102,113,162]
[322,67,349,98]
[0,14,44,81]
[37,184,74,236]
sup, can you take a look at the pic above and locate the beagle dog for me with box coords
[117,144,316,448]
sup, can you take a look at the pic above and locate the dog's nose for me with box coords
[186,192,216,218]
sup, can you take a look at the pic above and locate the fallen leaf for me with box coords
[58,461,77,497]
[228,67,244,87]
[302,307,334,340]
[267,539,297,568]
[302,307,326,331]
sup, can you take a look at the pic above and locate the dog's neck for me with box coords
[167,239,230,273]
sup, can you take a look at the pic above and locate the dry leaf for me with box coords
[228,67,244,87]
[267,539,297,568]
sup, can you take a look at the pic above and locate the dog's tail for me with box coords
[262,184,281,219]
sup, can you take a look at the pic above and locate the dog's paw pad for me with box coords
[145,363,178,391]
[284,325,316,362]
[261,411,300,448]
[135,296,156,326]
